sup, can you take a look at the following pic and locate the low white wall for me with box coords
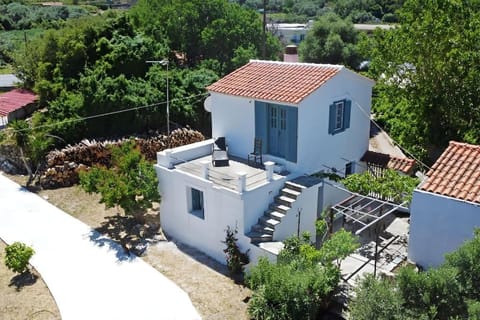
[242,176,286,234]
[321,179,351,212]
[408,189,480,268]
[274,182,321,241]
[157,139,213,168]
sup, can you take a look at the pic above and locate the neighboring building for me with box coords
[408,141,480,268]
[0,89,38,127]
[267,22,312,45]
[0,74,20,90]
[267,22,394,45]
[155,60,374,266]
[353,24,395,33]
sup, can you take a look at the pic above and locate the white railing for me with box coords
[157,140,275,192]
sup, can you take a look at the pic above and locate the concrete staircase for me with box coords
[247,181,305,243]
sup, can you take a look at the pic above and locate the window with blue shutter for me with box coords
[328,99,352,135]
[189,188,204,219]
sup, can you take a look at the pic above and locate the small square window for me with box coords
[189,188,204,219]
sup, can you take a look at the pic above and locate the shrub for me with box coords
[4,242,35,274]
[247,230,357,319]
[349,274,404,320]
[247,257,340,320]
[222,225,249,275]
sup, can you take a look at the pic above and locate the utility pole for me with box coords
[262,0,267,59]
[146,59,170,135]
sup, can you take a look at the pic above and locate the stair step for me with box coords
[275,195,296,206]
[252,224,274,235]
[281,188,301,199]
[285,181,306,193]
[259,216,281,228]
[247,231,273,243]
[270,204,290,214]
[267,210,286,221]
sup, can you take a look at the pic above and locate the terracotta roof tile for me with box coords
[0,89,37,116]
[206,60,343,104]
[361,150,416,174]
[420,141,480,203]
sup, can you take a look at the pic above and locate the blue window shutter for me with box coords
[255,101,267,153]
[344,99,352,130]
[286,107,298,162]
[328,103,335,134]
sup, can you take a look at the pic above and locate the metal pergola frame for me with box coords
[332,194,407,235]
[331,192,407,278]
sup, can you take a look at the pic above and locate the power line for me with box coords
[4,92,209,134]
[348,94,432,172]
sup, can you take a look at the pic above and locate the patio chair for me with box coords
[212,137,229,167]
[248,138,263,167]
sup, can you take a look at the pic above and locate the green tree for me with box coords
[130,0,281,74]
[299,12,362,68]
[363,0,480,161]
[8,120,52,186]
[4,242,35,275]
[79,140,160,223]
[444,228,480,300]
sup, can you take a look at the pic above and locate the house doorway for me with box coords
[268,104,287,158]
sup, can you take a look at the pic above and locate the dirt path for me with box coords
[4,174,251,319]
[0,240,60,320]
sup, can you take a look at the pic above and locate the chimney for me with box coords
[283,45,298,63]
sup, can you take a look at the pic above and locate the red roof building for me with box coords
[420,141,480,204]
[207,60,343,104]
[0,89,38,124]
[409,141,480,268]
[361,150,416,175]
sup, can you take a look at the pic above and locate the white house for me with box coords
[155,60,374,266]
[408,141,480,268]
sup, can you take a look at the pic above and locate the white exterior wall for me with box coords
[408,189,480,268]
[297,69,372,176]
[156,165,246,263]
[274,183,321,241]
[211,93,255,159]
[321,180,352,211]
[242,177,286,234]
[155,163,284,266]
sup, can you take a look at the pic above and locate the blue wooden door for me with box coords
[268,104,287,158]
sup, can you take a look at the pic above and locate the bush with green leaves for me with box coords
[349,274,403,320]
[247,229,358,319]
[4,242,35,274]
[79,140,160,222]
[342,169,419,203]
[222,225,249,275]
[350,228,480,320]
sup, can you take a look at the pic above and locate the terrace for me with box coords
[156,139,285,192]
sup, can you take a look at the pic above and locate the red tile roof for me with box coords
[206,60,343,104]
[0,89,37,117]
[361,150,416,174]
[420,141,480,203]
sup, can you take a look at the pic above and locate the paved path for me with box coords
[0,174,201,320]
